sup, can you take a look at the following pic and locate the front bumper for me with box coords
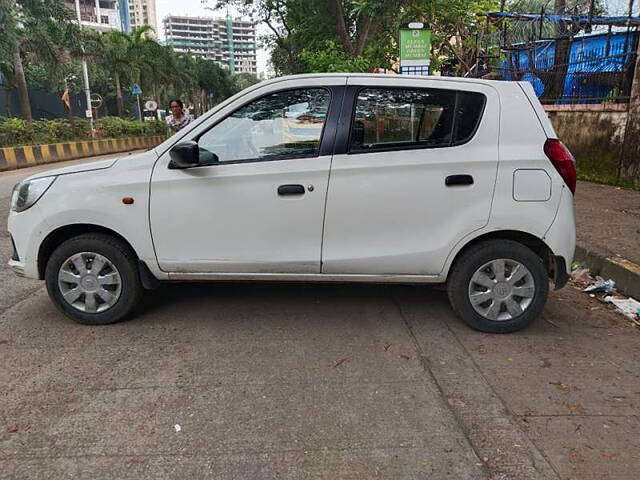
[7,204,50,280]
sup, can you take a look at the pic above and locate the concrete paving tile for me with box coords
[0,381,480,463]
[446,288,640,417]
[298,446,485,479]
[0,446,486,480]
[2,340,308,397]
[519,415,640,480]
[0,451,303,480]
[1,283,411,349]
[394,286,560,479]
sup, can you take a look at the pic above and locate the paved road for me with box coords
[1,154,639,479]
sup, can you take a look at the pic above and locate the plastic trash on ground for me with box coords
[603,296,640,321]
[583,276,616,293]
[570,268,592,285]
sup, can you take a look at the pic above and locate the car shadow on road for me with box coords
[135,281,451,326]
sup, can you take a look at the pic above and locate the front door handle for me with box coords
[278,184,305,196]
[445,174,474,186]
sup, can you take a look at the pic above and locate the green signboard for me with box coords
[399,23,431,75]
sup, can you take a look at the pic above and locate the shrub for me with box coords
[0,117,35,146]
[0,116,166,147]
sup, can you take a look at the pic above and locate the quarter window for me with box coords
[350,88,485,152]
[197,88,331,164]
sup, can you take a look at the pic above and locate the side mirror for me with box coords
[168,141,200,169]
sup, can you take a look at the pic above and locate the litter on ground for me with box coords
[570,265,640,325]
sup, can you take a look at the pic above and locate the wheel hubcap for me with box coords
[468,259,535,321]
[58,252,122,313]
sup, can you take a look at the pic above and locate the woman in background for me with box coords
[166,99,193,133]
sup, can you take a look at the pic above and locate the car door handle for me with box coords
[278,184,305,196]
[445,174,474,186]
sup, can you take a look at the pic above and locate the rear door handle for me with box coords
[278,184,305,196]
[445,174,474,186]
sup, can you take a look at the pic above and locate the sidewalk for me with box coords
[574,180,640,297]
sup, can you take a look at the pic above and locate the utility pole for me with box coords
[74,0,95,138]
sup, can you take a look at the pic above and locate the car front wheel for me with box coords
[447,239,549,333]
[45,233,143,325]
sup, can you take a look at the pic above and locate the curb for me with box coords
[0,135,166,172]
[574,244,640,299]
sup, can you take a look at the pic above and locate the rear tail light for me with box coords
[544,139,576,195]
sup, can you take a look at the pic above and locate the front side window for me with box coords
[198,88,331,164]
[350,88,485,152]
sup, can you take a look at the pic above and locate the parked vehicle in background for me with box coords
[8,74,576,333]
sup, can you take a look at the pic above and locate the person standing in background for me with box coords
[166,99,193,133]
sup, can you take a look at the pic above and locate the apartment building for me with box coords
[64,0,123,32]
[128,0,158,36]
[163,15,257,75]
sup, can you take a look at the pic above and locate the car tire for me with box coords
[45,233,143,325]
[447,239,549,333]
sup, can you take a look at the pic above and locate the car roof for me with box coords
[259,72,516,89]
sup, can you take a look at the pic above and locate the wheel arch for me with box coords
[37,224,139,280]
[445,230,554,280]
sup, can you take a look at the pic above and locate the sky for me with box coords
[155,0,270,76]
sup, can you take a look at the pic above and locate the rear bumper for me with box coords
[543,187,576,281]
[553,255,569,290]
[8,259,25,277]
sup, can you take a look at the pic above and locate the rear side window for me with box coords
[350,88,485,153]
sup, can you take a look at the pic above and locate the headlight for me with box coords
[10,176,56,213]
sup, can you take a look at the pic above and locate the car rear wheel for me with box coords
[447,240,549,333]
[45,234,142,325]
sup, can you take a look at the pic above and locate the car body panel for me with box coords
[322,76,500,275]
[149,77,346,273]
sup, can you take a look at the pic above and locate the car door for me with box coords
[322,77,499,275]
[150,79,345,273]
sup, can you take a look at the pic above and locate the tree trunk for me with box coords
[541,36,571,103]
[115,71,124,117]
[4,86,12,117]
[619,37,640,186]
[354,14,372,57]
[540,0,570,103]
[12,40,32,121]
[329,0,353,55]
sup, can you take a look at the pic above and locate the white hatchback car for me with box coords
[8,74,576,332]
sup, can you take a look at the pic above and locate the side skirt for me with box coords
[166,272,444,284]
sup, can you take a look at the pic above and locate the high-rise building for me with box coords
[64,0,124,32]
[164,14,257,75]
[118,0,131,33]
[128,0,158,36]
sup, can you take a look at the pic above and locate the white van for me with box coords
[8,74,576,332]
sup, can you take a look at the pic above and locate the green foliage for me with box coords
[300,41,370,72]
[0,116,165,147]
[232,72,261,92]
[0,117,35,146]
[235,0,504,76]
[95,117,168,137]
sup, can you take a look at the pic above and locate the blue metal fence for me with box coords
[500,30,638,104]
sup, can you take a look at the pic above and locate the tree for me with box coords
[233,0,504,76]
[0,0,81,121]
[232,72,261,91]
[97,30,132,117]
